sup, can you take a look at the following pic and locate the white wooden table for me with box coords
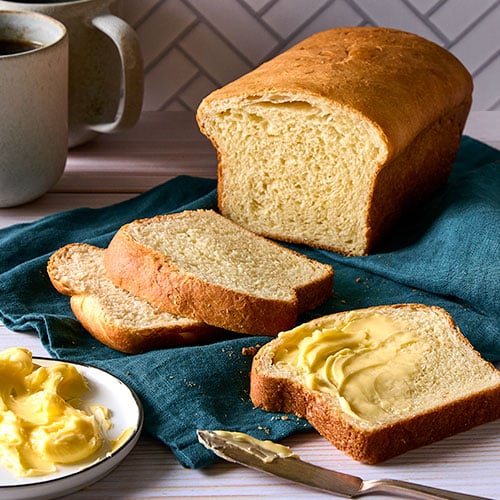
[1,111,499,499]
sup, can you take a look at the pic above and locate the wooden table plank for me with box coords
[53,111,217,193]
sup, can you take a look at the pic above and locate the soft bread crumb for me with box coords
[204,101,385,255]
[242,345,260,356]
[125,210,331,300]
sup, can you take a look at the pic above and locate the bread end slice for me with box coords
[47,243,221,353]
[250,304,500,463]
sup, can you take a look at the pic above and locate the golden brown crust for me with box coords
[69,294,221,354]
[103,215,333,336]
[251,368,500,464]
[362,100,471,254]
[197,26,472,162]
[318,387,500,463]
[47,243,223,354]
[250,304,500,463]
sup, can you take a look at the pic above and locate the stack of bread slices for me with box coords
[48,209,334,353]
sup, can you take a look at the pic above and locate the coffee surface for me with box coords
[0,39,42,55]
[2,0,70,3]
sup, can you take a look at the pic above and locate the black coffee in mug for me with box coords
[0,38,42,55]
[2,1,71,3]
[0,0,144,148]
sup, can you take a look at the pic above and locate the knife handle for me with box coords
[360,478,493,500]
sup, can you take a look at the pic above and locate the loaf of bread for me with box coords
[47,243,220,353]
[103,210,333,335]
[197,27,473,255]
[250,304,500,463]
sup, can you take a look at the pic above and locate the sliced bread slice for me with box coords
[47,243,220,354]
[250,304,500,463]
[103,210,334,335]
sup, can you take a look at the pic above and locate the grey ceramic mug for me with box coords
[0,10,68,207]
[0,0,144,147]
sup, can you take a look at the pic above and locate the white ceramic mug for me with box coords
[0,11,68,207]
[0,0,144,147]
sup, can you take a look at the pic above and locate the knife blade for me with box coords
[197,430,492,500]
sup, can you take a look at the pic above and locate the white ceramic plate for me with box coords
[0,357,144,500]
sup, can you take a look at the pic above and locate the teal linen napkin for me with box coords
[0,136,499,468]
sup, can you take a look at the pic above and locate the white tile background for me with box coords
[120,0,500,112]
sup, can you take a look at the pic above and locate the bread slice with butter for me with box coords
[47,243,220,353]
[103,209,334,336]
[250,304,500,463]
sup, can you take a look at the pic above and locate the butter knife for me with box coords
[197,430,492,500]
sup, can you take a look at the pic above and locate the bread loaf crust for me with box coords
[250,304,500,463]
[198,27,472,161]
[197,27,473,255]
[103,212,334,336]
[362,100,471,253]
[251,370,500,464]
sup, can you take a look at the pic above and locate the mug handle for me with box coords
[89,14,144,133]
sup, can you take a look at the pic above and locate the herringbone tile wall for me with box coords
[121,0,500,112]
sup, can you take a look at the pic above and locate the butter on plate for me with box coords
[0,347,115,477]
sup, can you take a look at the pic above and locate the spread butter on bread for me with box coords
[103,210,334,335]
[250,304,500,463]
[197,27,473,255]
[47,243,220,353]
